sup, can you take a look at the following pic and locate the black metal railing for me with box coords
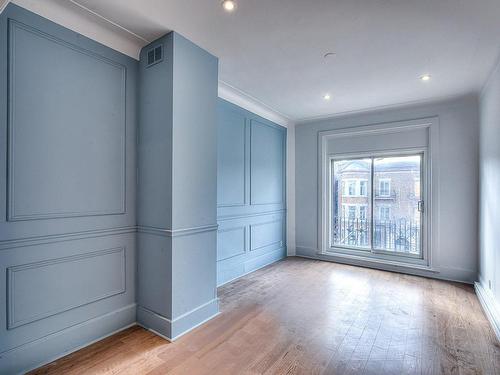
[332,217,420,254]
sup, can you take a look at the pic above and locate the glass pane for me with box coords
[373,155,422,255]
[331,158,372,249]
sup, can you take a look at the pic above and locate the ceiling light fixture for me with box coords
[323,93,331,100]
[222,0,236,12]
[420,74,431,82]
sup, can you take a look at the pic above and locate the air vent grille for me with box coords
[146,45,163,67]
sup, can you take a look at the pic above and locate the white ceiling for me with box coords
[12,0,500,122]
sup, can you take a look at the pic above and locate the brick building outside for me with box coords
[332,156,421,254]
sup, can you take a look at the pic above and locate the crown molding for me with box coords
[10,0,145,58]
[295,93,478,126]
[218,81,294,128]
[0,0,10,13]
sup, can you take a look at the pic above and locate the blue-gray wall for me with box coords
[478,56,500,336]
[216,99,287,286]
[0,4,138,373]
[136,32,219,340]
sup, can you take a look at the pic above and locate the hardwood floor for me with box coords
[31,258,500,375]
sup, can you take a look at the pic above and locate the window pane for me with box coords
[359,180,367,196]
[332,159,372,249]
[373,155,422,255]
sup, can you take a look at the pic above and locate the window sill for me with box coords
[317,249,438,273]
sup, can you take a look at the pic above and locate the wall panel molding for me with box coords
[0,5,138,373]
[249,119,286,206]
[217,107,247,208]
[217,99,286,285]
[7,19,127,221]
[249,219,283,252]
[7,247,126,329]
[217,226,246,261]
[0,226,136,250]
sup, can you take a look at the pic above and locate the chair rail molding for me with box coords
[137,224,219,238]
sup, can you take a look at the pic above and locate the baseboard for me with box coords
[170,298,219,339]
[217,246,286,287]
[1,303,137,375]
[136,305,172,339]
[475,282,500,342]
[137,298,219,341]
[294,247,475,284]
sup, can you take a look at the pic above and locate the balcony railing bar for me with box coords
[332,217,420,254]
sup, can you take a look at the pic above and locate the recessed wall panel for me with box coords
[217,227,245,261]
[250,120,284,205]
[7,247,126,329]
[217,109,246,207]
[250,220,283,251]
[7,21,126,221]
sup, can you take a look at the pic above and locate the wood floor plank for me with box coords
[30,258,500,375]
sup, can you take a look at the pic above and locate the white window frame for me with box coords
[359,179,368,197]
[378,178,391,197]
[318,117,439,271]
[342,179,369,197]
[378,205,391,221]
[343,179,358,197]
[359,205,367,220]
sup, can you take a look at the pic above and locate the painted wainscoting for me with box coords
[216,99,287,286]
[0,4,138,373]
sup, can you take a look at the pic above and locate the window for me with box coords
[378,179,391,197]
[342,179,368,197]
[331,154,423,257]
[378,206,391,221]
[347,205,356,220]
[341,204,368,221]
[359,205,367,220]
[344,180,357,196]
[359,180,368,196]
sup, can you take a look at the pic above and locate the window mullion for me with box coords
[370,157,375,252]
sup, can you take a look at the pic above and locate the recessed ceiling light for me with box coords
[323,93,331,100]
[222,0,236,12]
[420,74,431,82]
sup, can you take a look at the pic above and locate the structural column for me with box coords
[136,32,219,339]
